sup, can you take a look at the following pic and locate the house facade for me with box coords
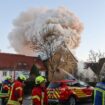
[0,52,46,82]
[47,48,78,81]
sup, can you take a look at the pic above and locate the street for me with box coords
[0,99,93,105]
[78,102,93,105]
[22,98,93,105]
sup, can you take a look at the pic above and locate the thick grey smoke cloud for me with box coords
[8,7,83,58]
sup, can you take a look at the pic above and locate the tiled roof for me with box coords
[0,52,46,71]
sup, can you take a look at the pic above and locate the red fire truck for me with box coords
[47,79,94,105]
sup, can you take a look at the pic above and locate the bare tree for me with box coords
[86,50,105,81]
[30,27,65,80]
[29,25,78,81]
[87,50,105,62]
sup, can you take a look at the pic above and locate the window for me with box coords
[48,82,61,88]
[3,71,7,76]
[66,81,80,87]
[79,81,89,87]
[66,81,89,87]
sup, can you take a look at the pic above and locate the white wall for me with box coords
[0,70,46,83]
[77,61,97,82]
[0,70,30,82]
[0,70,13,83]
[40,71,46,76]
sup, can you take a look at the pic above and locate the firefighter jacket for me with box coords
[0,80,11,98]
[32,86,48,105]
[94,82,105,105]
[7,80,23,105]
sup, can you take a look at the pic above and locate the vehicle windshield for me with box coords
[66,80,89,87]
[48,82,61,88]
[79,81,89,87]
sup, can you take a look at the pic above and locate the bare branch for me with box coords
[88,50,105,62]
[29,26,72,80]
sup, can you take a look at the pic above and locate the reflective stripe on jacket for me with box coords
[7,100,21,105]
[32,86,48,105]
[0,92,9,98]
[94,82,105,105]
[0,84,11,98]
[7,80,23,105]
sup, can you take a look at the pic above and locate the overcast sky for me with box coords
[0,0,105,61]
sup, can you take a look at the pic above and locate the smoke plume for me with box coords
[8,7,83,59]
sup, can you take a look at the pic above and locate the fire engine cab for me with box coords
[47,79,94,105]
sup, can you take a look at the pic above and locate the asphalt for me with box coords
[78,102,93,105]
[0,99,93,105]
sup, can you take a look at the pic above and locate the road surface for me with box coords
[79,102,93,105]
[0,99,93,105]
[23,99,93,105]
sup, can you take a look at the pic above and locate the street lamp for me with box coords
[13,62,28,80]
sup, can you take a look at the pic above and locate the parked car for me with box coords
[47,79,94,105]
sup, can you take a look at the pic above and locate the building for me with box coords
[0,52,46,82]
[85,58,105,81]
[47,47,78,81]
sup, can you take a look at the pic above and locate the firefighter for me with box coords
[0,76,12,105]
[32,75,48,105]
[7,74,26,105]
[94,76,105,105]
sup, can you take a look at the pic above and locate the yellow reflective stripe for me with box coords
[95,88,105,92]
[8,84,14,101]
[73,89,86,98]
[54,91,60,98]
[32,95,40,101]
[95,88,105,105]
[78,95,86,97]
[0,93,9,97]
[94,89,97,104]
[103,93,104,105]
[18,97,22,101]
[48,94,51,98]
[41,92,44,105]
[53,93,57,99]
[7,100,20,105]
[47,91,51,98]
[52,95,54,99]
[8,87,11,94]
[16,87,22,91]
[47,90,50,94]
[47,89,60,99]
[55,89,59,93]
[0,93,9,95]
[53,91,58,99]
